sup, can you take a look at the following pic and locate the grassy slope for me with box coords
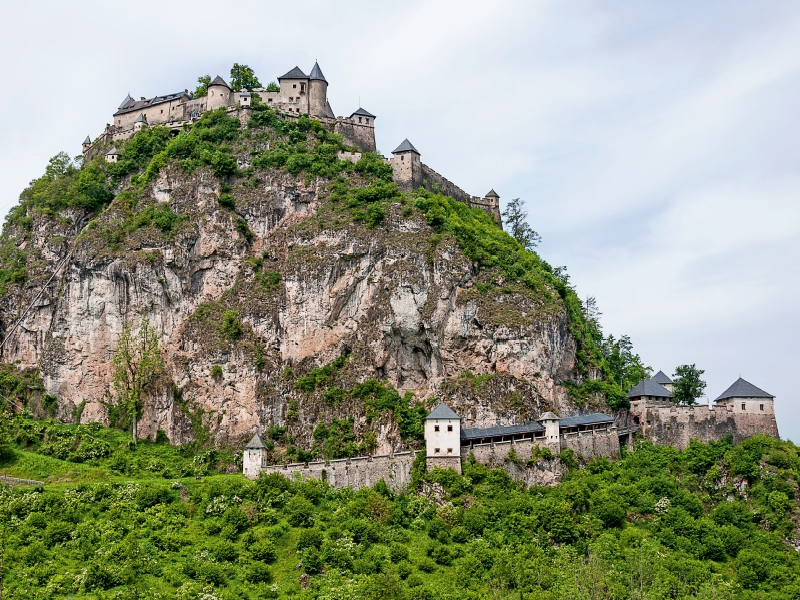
[1,416,799,599]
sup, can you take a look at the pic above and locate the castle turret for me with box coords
[652,370,674,393]
[307,61,329,119]
[277,66,309,115]
[243,433,267,479]
[537,411,561,453]
[82,135,91,155]
[424,403,461,473]
[207,75,231,111]
[239,89,251,107]
[105,146,120,163]
[133,113,147,132]
[389,138,422,191]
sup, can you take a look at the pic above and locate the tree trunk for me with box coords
[132,417,138,444]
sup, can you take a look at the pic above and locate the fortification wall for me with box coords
[257,452,417,492]
[561,429,620,458]
[420,164,471,204]
[335,120,376,152]
[639,404,779,450]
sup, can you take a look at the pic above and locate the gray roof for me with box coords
[560,413,615,427]
[209,75,230,88]
[113,91,188,116]
[351,107,376,119]
[308,61,327,83]
[628,379,673,398]
[240,90,251,97]
[83,135,91,145]
[426,403,460,420]
[392,138,419,154]
[278,66,308,80]
[119,94,133,109]
[714,377,774,401]
[537,411,560,421]
[134,113,147,123]
[246,432,267,449]
[462,421,544,441]
[485,189,499,198]
[105,146,120,155]
[652,370,673,384]
[322,99,335,119]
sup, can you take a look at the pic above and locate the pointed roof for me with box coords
[425,402,460,420]
[83,135,91,145]
[537,411,560,421]
[119,94,133,109]
[652,370,673,385]
[246,432,267,449]
[308,61,327,83]
[350,107,375,119]
[714,377,774,401]
[322,99,335,119]
[627,379,673,398]
[278,66,308,80]
[485,189,499,198]
[105,146,120,156]
[209,75,230,89]
[392,139,419,155]
[134,113,147,124]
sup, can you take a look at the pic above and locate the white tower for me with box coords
[537,411,561,454]
[243,432,267,479]
[424,403,461,473]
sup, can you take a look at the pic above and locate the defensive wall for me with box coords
[631,400,779,450]
[419,164,502,223]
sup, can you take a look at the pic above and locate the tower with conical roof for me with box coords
[243,432,268,478]
[207,75,231,111]
[307,61,329,119]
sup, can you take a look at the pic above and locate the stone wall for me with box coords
[561,428,620,457]
[634,402,779,450]
[255,451,418,492]
[334,119,376,152]
[420,164,471,204]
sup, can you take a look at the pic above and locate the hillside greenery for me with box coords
[1,413,799,599]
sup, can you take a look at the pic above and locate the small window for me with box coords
[434,448,440,454]
[289,97,293,102]
[447,424,453,432]
[301,83,305,92]
[268,98,272,102]
[293,84,297,88]
[447,448,453,454]
[434,425,440,432]
[365,119,369,124]
[358,117,362,123]
[760,404,764,411]
[741,403,746,410]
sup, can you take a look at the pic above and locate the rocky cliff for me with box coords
[0,108,602,458]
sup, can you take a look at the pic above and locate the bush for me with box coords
[210,364,223,379]
[296,528,324,551]
[245,561,273,584]
[417,557,437,573]
[222,505,250,533]
[285,496,315,528]
[250,539,277,563]
[221,310,242,339]
[136,485,174,509]
[211,539,239,562]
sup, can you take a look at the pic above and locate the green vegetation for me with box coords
[193,74,212,98]
[230,63,261,92]
[501,197,541,250]
[1,414,798,599]
[674,364,708,405]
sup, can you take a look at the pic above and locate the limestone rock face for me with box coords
[0,165,579,450]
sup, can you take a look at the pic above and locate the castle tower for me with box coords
[207,75,231,111]
[307,61,328,119]
[390,139,422,191]
[483,189,502,224]
[424,403,461,473]
[243,432,267,479]
[82,135,91,155]
[105,146,120,163]
[239,89,251,108]
[713,377,776,418]
[537,411,561,454]
[652,370,674,393]
[133,113,147,132]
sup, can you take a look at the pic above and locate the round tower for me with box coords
[207,75,231,111]
[307,61,328,119]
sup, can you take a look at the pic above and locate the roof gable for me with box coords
[83,135,91,145]
[119,94,134,109]
[279,66,308,80]
[246,432,267,449]
[652,370,673,384]
[627,378,673,398]
[485,189,499,198]
[351,107,375,118]
[426,403,460,420]
[392,138,419,154]
[714,377,774,401]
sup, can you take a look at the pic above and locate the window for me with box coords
[358,117,362,123]
[434,425,440,432]
[268,98,273,102]
[301,83,305,92]
[366,119,370,124]
[447,448,453,454]
[741,403,746,410]
[293,84,297,88]
[434,448,440,454]
[760,404,764,411]
[447,424,453,432]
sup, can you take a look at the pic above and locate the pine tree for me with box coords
[501,197,541,250]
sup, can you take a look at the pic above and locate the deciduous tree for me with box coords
[673,364,707,405]
[501,197,541,250]
[229,63,261,92]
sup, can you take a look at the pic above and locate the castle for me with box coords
[82,62,502,224]
[242,374,779,491]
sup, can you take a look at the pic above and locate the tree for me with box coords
[265,81,280,92]
[192,75,211,99]
[501,197,541,250]
[673,364,707,405]
[601,334,652,392]
[229,63,261,92]
[111,314,164,442]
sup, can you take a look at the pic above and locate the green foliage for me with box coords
[192,74,211,98]
[265,81,280,92]
[0,363,46,412]
[600,333,652,392]
[501,197,541,249]
[229,63,261,92]
[0,418,799,598]
[674,363,707,405]
[209,365,223,379]
[221,310,242,339]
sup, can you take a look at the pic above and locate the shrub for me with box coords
[389,542,409,563]
[136,485,174,509]
[211,539,239,562]
[296,528,324,551]
[250,539,277,563]
[417,557,437,573]
[210,365,223,379]
[245,561,273,584]
[285,496,315,528]
[155,428,169,444]
[221,310,242,339]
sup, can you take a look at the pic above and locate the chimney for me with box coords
[140,97,146,101]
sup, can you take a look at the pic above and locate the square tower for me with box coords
[424,403,461,473]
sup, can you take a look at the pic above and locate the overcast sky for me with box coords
[1,1,798,442]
